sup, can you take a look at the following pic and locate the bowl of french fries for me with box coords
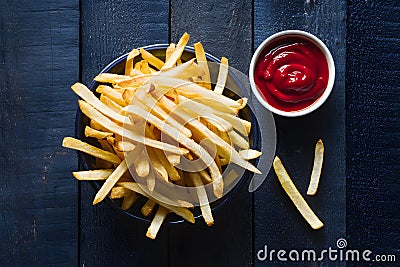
[63,33,264,239]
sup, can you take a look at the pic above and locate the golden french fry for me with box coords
[159,59,204,80]
[121,191,138,210]
[239,149,262,160]
[140,48,164,70]
[229,131,250,150]
[84,126,113,139]
[214,57,229,94]
[194,42,211,89]
[162,32,190,70]
[72,83,129,124]
[94,73,131,84]
[146,206,168,239]
[110,186,131,199]
[93,160,129,204]
[114,141,135,152]
[141,199,156,216]
[96,85,127,107]
[146,146,168,182]
[134,151,150,177]
[191,173,214,226]
[125,48,140,75]
[72,169,114,180]
[307,139,324,196]
[273,156,324,230]
[100,94,123,114]
[62,137,121,164]
[166,43,175,62]
[217,112,251,135]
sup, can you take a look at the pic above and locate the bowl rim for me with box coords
[75,44,262,224]
[249,30,336,117]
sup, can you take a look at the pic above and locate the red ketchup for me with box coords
[254,40,329,112]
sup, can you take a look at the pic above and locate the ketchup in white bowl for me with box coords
[249,30,335,117]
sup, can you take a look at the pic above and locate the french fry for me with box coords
[239,149,262,160]
[121,192,138,210]
[100,94,123,114]
[146,206,168,239]
[62,137,121,164]
[194,42,211,89]
[141,199,156,216]
[146,168,156,192]
[214,57,229,94]
[190,173,214,226]
[146,146,168,182]
[165,43,175,62]
[140,48,165,70]
[162,32,190,70]
[72,169,114,180]
[96,85,127,107]
[93,160,129,204]
[229,130,250,150]
[273,156,324,230]
[115,141,136,152]
[110,186,131,199]
[125,48,140,75]
[217,112,251,135]
[84,126,113,139]
[71,83,128,124]
[134,151,150,177]
[94,73,131,84]
[307,139,324,196]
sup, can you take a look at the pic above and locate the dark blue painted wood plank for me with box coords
[169,1,253,266]
[0,0,79,265]
[346,0,400,264]
[79,0,170,266]
[253,1,346,265]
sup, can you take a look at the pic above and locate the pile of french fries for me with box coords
[62,32,262,239]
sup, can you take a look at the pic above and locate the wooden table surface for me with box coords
[1,0,398,266]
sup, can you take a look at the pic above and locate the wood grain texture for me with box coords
[253,1,346,265]
[169,1,253,266]
[346,0,400,264]
[0,0,79,265]
[79,0,170,266]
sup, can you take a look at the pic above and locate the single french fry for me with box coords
[194,42,211,89]
[146,168,156,192]
[146,146,168,182]
[273,156,324,230]
[78,100,188,155]
[162,32,190,70]
[72,169,114,180]
[100,94,123,114]
[165,43,175,62]
[114,141,135,152]
[94,73,131,84]
[119,182,195,223]
[239,149,262,160]
[98,139,114,153]
[229,130,250,150]
[217,112,251,135]
[307,139,324,196]
[146,206,168,239]
[84,126,113,139]
[214,57,229,94]
[140,48,164,70]
[62,137,121,164]
[140,60,151,74]
[121,191,138,210]
[93,160,128,204]
[141,199,156,216]
[71,83,129,124]
[134,151,150,177]
[190,173,214,226]
[96,85,127,107]
[125,48,140,75]
[110,186,131,199]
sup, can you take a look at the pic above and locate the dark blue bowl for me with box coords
[75,44,261,223]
